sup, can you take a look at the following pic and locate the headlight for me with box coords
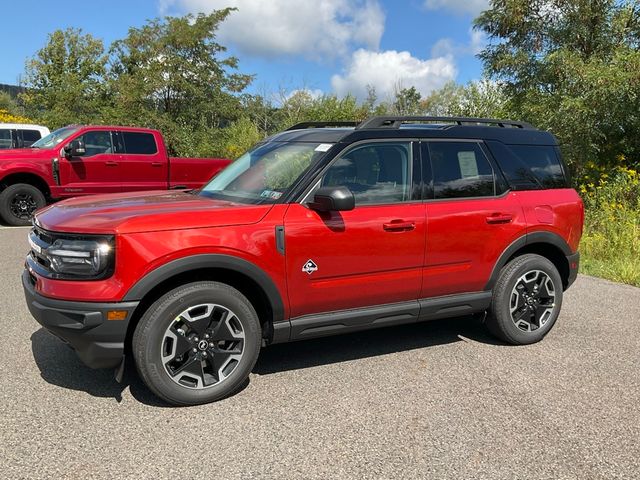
[47,238,112,277]
[28,229,115,279]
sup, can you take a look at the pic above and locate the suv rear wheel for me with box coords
[486,254,563,344]
[132,281,261,406]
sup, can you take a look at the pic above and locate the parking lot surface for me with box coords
[1,225,639,479]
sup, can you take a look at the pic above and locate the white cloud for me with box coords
[161,0,385,61]
[423,0,489,16]
[431,28,485,57]
[331,49,456,100]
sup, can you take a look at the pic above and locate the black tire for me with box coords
[0,183,46,226]
[132,281,261,406]
[486,254,563,345]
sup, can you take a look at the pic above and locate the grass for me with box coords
[578,167,640,287]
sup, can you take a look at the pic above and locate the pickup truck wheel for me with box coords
[132,281,261,406]
[0,183,46,226]
[486,254,563,345]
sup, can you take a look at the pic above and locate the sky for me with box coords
[0,0,489,101]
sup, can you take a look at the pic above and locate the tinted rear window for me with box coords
[0,129,11,149]
[428,141,495,199]
[122,132,157,154]
[486,141,567,189]
[21,129,42,144]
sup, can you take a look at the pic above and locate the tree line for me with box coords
[3,1,640,183]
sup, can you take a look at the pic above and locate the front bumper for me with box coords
[22,270,139,369]
[566,251,580,289]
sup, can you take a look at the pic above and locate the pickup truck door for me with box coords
[116,131,167,192]
[58,130,121,196]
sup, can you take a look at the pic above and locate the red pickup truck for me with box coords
[0,125,230,225]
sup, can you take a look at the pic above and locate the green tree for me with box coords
[21,28,107,128]
[475,0,640,176]
[392,86,422,115]
[421,80,509,118]
[106,11,253,156]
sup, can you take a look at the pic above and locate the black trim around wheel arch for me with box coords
[485,231,573,291]
[275,291,492,343]
[122,254,285,323]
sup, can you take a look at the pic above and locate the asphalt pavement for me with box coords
[1,225,639,479]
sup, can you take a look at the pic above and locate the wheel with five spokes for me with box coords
[486,254,563,345]
[133,281,261,406]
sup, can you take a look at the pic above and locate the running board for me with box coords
[280,291,492,343]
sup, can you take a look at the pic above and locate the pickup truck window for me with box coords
[200,142,328,204]
[31,126,80,149]
[21,130,42,146]
[76,131,113,157]
[0,129,11,149]
[122,132,157,155]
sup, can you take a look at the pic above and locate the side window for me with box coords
[486,142,567,189]
[321,142,411,205]
[428,142,495,199]
[122,132,158,155]
[76,131,113,157]
[21,129,42,146]
[0,129,12,149]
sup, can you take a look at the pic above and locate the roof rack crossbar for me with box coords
[356,116,534,130]
[286,121,359,131]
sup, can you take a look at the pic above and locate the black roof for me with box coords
[268,116,557,146]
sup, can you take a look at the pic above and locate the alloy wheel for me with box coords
[509,269,557,332]
[161,303,245,389]
[10,193,37,220]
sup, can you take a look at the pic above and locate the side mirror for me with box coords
[309,186,355,212]
[64,139,85,158]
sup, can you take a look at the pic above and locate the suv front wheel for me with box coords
[486,254,563,345]
[132,281,261,406]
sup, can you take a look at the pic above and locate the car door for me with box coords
[58,130,121,195]
[421,140,527,298]
[284,140,426,321]
[117,131,167,192]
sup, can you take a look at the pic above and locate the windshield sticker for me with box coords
[314,143,333,152]
[260,190,282,200]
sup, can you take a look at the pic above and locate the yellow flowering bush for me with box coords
[0,109,35,124]
[579,164,640,286]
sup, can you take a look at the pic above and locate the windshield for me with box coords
[31,126,80,149]
[199,141,332,204]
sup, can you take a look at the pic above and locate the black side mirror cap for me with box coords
[64,139,85,157]
[309,186,355,212]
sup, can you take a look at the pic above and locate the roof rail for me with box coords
[356,116,534,130]
[286,121,359,131]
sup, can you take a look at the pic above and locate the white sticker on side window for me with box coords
[458,151,479,178]
[314,143,333,152]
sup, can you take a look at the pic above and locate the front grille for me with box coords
[28,226,54,273]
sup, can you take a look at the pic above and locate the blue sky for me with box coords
[0,0,488,101]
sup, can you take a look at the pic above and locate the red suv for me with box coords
[23,116,583,406]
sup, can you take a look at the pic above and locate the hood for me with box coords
[0,148,51,160]
[35,190,273,234]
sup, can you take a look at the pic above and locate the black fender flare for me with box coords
[122,254,285,323]
[485,231,572,290]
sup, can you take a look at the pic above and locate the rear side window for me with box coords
[428,142,495,199]
[122,132,157,155]
[0,129,12,149]
[485,141,567,189]
[21,129,42,145]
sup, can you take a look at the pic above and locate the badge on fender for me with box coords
[302,259,318,275]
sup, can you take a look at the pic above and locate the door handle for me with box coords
[151,162,162,167]
[105,161,119,167]
[383,220,415,232]
[486,213,513,224]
